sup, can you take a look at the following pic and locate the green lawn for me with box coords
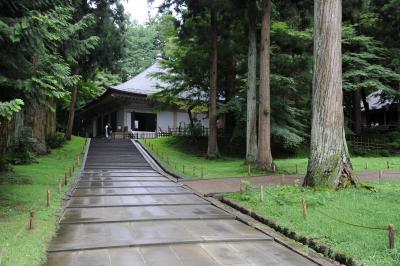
[226,181,400,265]
[0,136,86,266]
[141,137,400,179]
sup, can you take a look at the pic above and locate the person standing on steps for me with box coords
[105,123,112,141]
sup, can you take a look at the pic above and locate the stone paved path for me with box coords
[46,139,316,266]
[184,170,400,195]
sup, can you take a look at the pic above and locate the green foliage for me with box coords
[0,99,24,120]
[45,132,66,149]
[343,25,400,96]
[7,127,37,165]
[120,20,162,80]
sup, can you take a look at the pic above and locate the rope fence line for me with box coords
[240,182,398,249]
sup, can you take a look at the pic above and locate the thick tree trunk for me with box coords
[360,88,370,127]
[353,88,362,134]
[304,0,355,188]
[257,0,273,170]
[187,105,194,129]
[65,83,78,141]
[207,10,219,159]
[397,101,400,127]
[246,0,258,163]
[0,117,9,171]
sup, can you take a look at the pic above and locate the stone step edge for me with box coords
[47,236,273,253]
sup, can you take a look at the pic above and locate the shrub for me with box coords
[8,127,37,164]
[46,132,66,149]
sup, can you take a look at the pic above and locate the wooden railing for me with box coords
[347,135,386,150]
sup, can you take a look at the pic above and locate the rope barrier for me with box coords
[312,208,387,231]
[243,184,394,233]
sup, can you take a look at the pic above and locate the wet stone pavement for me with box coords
[46,139,316,266]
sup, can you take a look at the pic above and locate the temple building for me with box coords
[74,62,209,137]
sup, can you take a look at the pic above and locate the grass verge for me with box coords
[0,136,86,266]
[225,181,400,265]
[141,137,400,179]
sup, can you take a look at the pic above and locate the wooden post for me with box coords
[379,170,383,182]
[47,189,51,208]
[389,224,395,250]
[29,211,35,230]
[64,172,68,186]
[240,180,244,193]
[201,165,204,178]
[272,164,276,173]
[58,179,62,193]
[365,162,368,170]
[387,161,390,169]
[281,174,285,185]
[77,155,80,165]
[247,164,251,176]
[182,165,185,174]
[302,197,307,219]
[295,164,298,174]
[192,166,196,176]
[260,185,264,202]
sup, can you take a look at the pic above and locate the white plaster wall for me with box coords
[195,113,209,127]
[157,111,174,131]
[175,111,209,128]
[125,111,132,130]
[116,110,124,130]
[176,111,190,127]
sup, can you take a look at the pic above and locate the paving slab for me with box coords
[76,181,179,188]
[46,139,317,266]
[81,172,162,177]
[68,194,209,208]
[62,205,232,223]
[48,219,272,252]
[78,177,169,182]
[72,186,191,196]
[46,241,315,266]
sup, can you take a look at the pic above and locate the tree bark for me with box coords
[187,105,194,129]
[207,9,219,159]
[246,0,258,163]
[353,88,362,134]
[397,101,400,127]
[65,82,78,141]
[0,117,9,171]
[304,0,355,188]
[257,0,273,170]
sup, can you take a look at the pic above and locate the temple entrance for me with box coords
[131,112,157,131]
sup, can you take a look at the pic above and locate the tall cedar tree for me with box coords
[257,0,273,170]
[304,0,356,188]
[246,0,258,163]
[207,9,220,158]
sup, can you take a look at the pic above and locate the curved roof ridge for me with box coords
[111,60,167,95]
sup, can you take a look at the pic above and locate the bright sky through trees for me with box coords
[123,0,163,23]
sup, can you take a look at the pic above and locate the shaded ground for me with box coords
[46,139,319,266]
[184,170,400,195]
